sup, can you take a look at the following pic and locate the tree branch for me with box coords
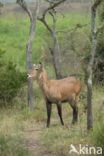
[38,17,52,33]
[49,11,57,30]
[0,2,3,7]
[17,0,33,21]
[38,0,66,35]
[92,0,102,11]
[32,0,40,20]
[42,0,66,19]
[56,23,89,34]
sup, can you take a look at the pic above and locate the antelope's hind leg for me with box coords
[46,100,52,128]
[69,99,78,124]
[56,103,64,126]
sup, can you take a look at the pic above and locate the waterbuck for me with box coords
[28,63,81,127]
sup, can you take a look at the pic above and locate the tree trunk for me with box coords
[26,1,39,110]
[50,11,62,79]
[37,1,65,79]
[51,31,62,79]
[17,0,39,110]
[26,19,35,110]
[87,0,102,130]
[87,72,93,130]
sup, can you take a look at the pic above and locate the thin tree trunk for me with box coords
[26,19,35,110]
[38,0,65,79]
[87,0,102,130]
[17,0,39,110]
[51,31,62,79]
[39,20,62,79]
[27,1,39,110]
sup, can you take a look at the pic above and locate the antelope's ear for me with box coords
[33,64,38,70]
[38,62,43,68]
[39,62,42,65]
[33,64,36,67]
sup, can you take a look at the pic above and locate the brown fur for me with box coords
[37,68,81,102]
[28,64,82,127]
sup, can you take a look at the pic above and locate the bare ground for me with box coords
[23,122,53,156]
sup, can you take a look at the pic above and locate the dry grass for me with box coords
[0,86,103,156]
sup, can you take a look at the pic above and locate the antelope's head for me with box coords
[27,63,43,80]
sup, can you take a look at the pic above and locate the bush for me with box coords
[94,2,104,85]
[94,27,104,85]
[0,53,26,106]
[99,1,104,21]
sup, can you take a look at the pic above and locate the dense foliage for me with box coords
[94,1,104,85]
[0,51,26,106]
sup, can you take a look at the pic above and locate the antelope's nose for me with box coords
[27,74,32,78]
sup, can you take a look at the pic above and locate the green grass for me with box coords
[0,134,30,156]
[0,108,31,156]
[0,11,103,156]
[0,14,46,71]
[0,13,90,72]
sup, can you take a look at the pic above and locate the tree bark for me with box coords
[51,29,62,79]
[0,2,3,14]
[26,18,36,110]
[87,0,102,130]
[17,0,39,110]
[50,10,62,79]
[38,0,65,79]
[39,17,62,79]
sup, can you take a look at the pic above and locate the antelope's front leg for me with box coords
[46,100,52,128]
[56,103,64,126]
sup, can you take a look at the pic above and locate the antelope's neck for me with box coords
[38,69,49,94]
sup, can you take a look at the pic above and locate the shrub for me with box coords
[0,53,26,106]
[94,1,104,85]
[99,1,104,21]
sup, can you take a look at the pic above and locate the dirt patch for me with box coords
[23,122,53,156]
